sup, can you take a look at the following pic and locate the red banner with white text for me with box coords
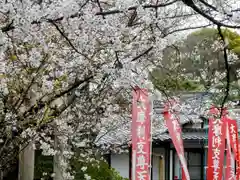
[238,141,240,180]
[163,108,190,180]
[207,107,226,180]
[131,87,151,180]
[225,118,236,180]
[228,118,239,179]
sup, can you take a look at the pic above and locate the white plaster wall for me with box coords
[153,148,165,180]
[111,148,165,180]
[111,153,129,178]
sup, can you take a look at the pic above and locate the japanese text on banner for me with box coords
[131,88,151,180]
[227,118,239,180]
[207,107,226,180]
[225,120,236,180]
[163,104,190,180]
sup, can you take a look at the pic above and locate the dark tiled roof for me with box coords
[154,128,207,141]
[95,92,240,146]
[154,131,208,141]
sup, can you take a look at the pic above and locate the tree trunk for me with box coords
[53,135,65,180]
[18,142,35,180]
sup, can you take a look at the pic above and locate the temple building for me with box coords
[96,92,240,180]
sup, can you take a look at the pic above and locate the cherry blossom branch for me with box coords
[182,0,240,28]
[144,0,179,8]
[96,0,105,19]
[1,19,14,32]
[160,23,214,37]
[1,0,240,34]
[0,0,178,33]
[197,0,238,17]
[47,19,90,60]
[95,0,178,16]
[127,9,138,27]
[14,56,48,110]
[198,0,218,12]
[131,46,153,62]
[114,51,123,69]
[22,75,94,118]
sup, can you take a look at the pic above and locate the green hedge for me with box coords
[34,150,53,180]
[34,151,128,180]
[70,156,128,180]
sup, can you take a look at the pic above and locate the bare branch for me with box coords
[131,46,153,62]
[161,23,214,37]
[182,0,240,28]
[47,19,90,60]
[198,0,218,12]
[1,19,14,32]
[23,75,94,118]
[96,0,105,19]
[217,25,230,116]
[14,55,47,110]
[96,0,179,16]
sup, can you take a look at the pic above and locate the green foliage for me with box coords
[9,55,18,61]
[34,150,53,180]
[191,28,240,55]
[222,29,240,55]
[213,81,240,104]
[150,68,203,92]
[70,155,128,180]
[34,152,128,180]
[232,46,240,54]
[190,28,219,40]
[53,74,68,89]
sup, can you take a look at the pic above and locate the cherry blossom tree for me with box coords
[1,0,240,179]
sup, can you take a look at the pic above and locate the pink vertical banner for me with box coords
[182,165,187,180]
[228,118,239,179]
[228,118,239,159]
[163,100,190,180]
[238,141,240,180]
[131,87,151,180]
[207,107,226,180]
[225,117,236,180]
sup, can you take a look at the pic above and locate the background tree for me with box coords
[151,27,240,104]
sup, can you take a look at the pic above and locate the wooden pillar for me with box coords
[52,97,71,180]
[18,142,35,180]
[0,170,3,180]
[159,155,165,180]
[169,150,173,180]
[53,135,65,180]
[53,152,64,180]
[129,146,132,180]
[165,144,170,180]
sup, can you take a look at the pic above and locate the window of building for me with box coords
[187,151,202,180]
[173,149,203,180]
